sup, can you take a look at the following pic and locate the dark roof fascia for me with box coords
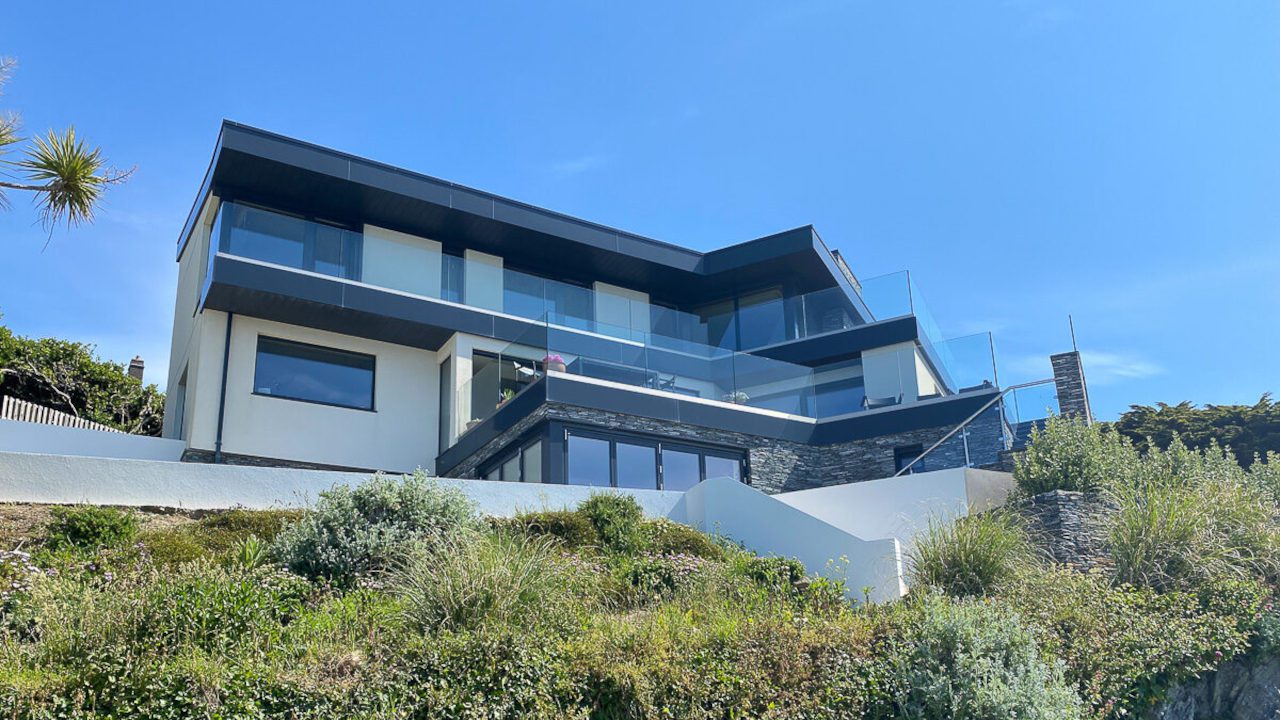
[178,121,854,293]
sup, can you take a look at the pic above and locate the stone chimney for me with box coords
[1050,351,1092,424]
[127,356,145,382]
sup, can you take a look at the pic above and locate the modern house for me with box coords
[163,122,1083,493]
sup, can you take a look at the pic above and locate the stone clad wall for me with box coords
[1150,656,1280,720]
[1016,489,1115,572]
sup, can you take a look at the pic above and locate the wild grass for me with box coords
[907,509,1036,597]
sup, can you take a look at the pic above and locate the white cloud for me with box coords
[1080,351,1163,386]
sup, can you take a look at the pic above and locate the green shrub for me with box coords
[272,471,479,587]
[1004,567,1253,718]
[739,555,807,590]
[1107,438,1280,591]
[137,527,208,566]
[621,552,708,599]
[878,592,1082,719]
[498,509,599,549]
[644,518,724,560]
[577,493,644,554]
[908,510,1034,597]
[1015,416,1140,495]
[394,531,593,633]
[44,505,138,550]
[195,508,302,550]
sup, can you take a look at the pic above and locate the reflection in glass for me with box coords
[661,449,701,491]
[616,442,658,489]
[704,455,740,482]
[253,337,374,410]
[568,435,611,487]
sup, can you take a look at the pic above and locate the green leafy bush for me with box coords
[272,471,479,587]
[44,505,138,550]
[644,518,724,560]
[1112,394,1280,469]
[908,510,1034,597]
[1004,567,1254,718]
[577,493,644,554]
[878,592,1082,719]
[394,531,592,633]
[138,508,304,567]
[1107,438,1280,591]
[1015,416,1140,495]
[497,509,599,549]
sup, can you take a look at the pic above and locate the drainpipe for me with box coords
[213,312,233,463]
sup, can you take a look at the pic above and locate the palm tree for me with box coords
[0,58,130,234]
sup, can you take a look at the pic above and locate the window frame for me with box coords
[479,437,546,483]
[252,335,377,412]
[560,425,748,490]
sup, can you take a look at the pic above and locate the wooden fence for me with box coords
[0,396,120,433]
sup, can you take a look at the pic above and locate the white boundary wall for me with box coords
[0,419,185,461]
[0,451,1012,604]
[773,467,1014,556]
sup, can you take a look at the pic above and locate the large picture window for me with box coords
[219,202,363,280]
[253,337,375,410]
[564,429,745,490]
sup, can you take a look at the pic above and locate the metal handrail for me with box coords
[892,378,1056,477]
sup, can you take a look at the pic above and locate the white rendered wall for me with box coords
[672,477,905,603]
[463,250,503,311]
[362,225,442,298]
[593,282,649,336]
[773,467,1013,558]
[164,195,219,439]
[0,420,186,461]
[186,314,440,473]
[0,452,683,517]
[862,341,918,402]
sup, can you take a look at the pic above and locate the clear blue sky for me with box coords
[2,2,1277,420]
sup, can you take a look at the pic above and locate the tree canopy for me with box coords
[0,320,164,436]
[1111,394,1280,468]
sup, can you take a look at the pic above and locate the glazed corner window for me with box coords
[253,337,375,410]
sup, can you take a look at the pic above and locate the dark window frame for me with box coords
[560,425,748,490]
[480,436,546,483]
[894,444,925,474]
[217,200,364,281]
[252,336,377,412]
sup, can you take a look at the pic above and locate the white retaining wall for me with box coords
[773,467,1014,555]
[671,477,905,603]
[0,419,186,461]
[0,450,683,517]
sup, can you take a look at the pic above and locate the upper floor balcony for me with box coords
[206,201,989,387]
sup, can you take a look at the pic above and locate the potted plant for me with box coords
[543,353,567,373]
[496,388,516,409]
[722,390,750,405]
[465,418,483,431]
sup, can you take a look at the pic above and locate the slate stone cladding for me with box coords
[1050,351,1093,423]
[180,448,376,473]
[447,403,1008,493]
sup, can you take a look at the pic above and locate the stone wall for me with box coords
[1150,655,1280,720]
[1016,489,1114,572]
[447,402,1008,493]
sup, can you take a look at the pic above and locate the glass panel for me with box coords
[616,442,658,490]
[224,204,306,269]
[441,254,465,303]
[502,455,520,483]
[220,203,360,280]
[503,269,546,320]
[469,353,502,421]
[858,271,913,321]
[484,467,501,482]
[253,337,374,410]
[704,455,741,482]
[544,278,594,331]
[730,352,813,415]
[522,441,543,483]
[735,288,787,349]
[438,356,453,449]
[812,358,866,417]
[696,299,737,350]
[661,448,701,491]
[801,286,859,336]
[568,435,611,487]
[936,333,998,394]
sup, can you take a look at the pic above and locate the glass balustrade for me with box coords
[213,201,998,404]
[1002,382,1061,447]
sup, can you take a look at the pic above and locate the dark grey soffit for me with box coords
[177,121,869,308]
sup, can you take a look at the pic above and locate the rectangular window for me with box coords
[563,428,746,490]
[895,444,924,474]
[220,203,362,280]
[441,253,466,303]
[480,440,545,483]
[439,356,453,449]
[253,337,375,410]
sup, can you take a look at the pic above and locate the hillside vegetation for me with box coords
[0,418,1278,718]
